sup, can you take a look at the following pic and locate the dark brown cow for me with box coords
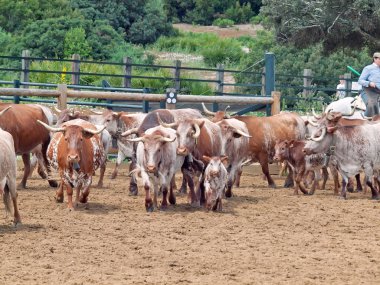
[38,119,106,209]
[0,103,57,188]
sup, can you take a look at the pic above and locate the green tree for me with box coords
[261,0,380,52]
[64,27,91,58]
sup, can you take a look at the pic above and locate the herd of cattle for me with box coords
[0,96,378,225]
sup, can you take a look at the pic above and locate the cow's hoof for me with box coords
[190,201,201,207]
[169,196,176,205]
[17,183,27,189]
[338,196,347,200]
[48,180,58,188]
[371,196,380,200]
[146,204,154,212]
[347,187,354,193]
[283,182,293,188]
[357,188,363,193]
[225,190,232,198]
[95,184,103,189]
[129,190,138,196]
[79,196,88,204]
[110,173,117,179]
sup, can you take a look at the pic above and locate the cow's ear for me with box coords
[203,155,211,163]
[288,140,295,148]
[233,129,242,138]
[198,120,205,129]
[221,156,229,166]
[327,126,338,133]
[82,130,95,139]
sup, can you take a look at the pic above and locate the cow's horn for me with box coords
[234,129,252,138]
[202,103,216,116]
[90,109,103,115]
[192,123,201,139]
[121,127,139,137]
[310,127,326,142]
[0,106,12,117]
[37,120,65,132]
[83,125,105,135]
[224,105,231,118]
[52,106,62,114]
[157,114,177,128]
[306,115,318,127]
[158,136,176,142]
[126,137,145,142]
[312,108,321,119]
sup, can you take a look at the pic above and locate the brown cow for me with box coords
[38,119,106,209]
[0,103,57,188]
[203,104,307,188]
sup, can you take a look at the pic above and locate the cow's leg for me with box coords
[179,174,188,194]
[365,176,379,200]
[66,183,75,209]
[330,167,340,195]
[144,183,153,212]
[28,153,38,178]
[55,179,65,203]
[41,139,58,188]
[347,177,355,192]
[355,173,363,192]
[79,181,92,204]
[6,178,21,225]
[129,158,138,195]
[234,166,243,187]
[340,174,349,199]
[18,153,31,189]
[258,153,276,188]
[284,166,294,188]
[295,172,308,195]
[111,150,126,179]
[321,167,329,190]
[96,161,106,188]
[160,185,168,210]
[169,177,176,205]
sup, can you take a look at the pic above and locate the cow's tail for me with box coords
[2,183,12,216]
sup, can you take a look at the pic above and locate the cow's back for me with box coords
[0,104,50,154]
[237,112,306,158]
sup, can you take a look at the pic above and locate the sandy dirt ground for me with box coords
[1,162,380,285]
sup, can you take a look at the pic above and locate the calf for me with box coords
[38,119,106,209]
[128,126,183,211]
[274,140,338,195]
[203,155,228,211]
[0,127,21,225]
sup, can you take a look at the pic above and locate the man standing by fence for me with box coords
[358,52,380,116]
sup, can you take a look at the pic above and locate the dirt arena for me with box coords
[1,162,380,285]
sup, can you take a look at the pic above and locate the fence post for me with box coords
[13,80,20,104]
[173,60,181,92]
[21,50,30,89]
[344,73,352,98]
[213,63,224,112]
[143,88,150,113]
[123,57,132,88]
[261,67,265,96]
[303,69,313,98]
[264,53,275,116]
[271,91,281,115]
[71,54,80,86]
[57,84,68,110]
[166,88,177,110]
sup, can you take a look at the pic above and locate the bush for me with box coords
[212,18,235,28]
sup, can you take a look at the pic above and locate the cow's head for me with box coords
[54,107,81,126]
[303,112,342,155]
[89,109,121,136]
[274,139,293,162]
[37,120,104,167]
[175,120,204,156]
[217,119,251,155]
[127,130,176,173]
[203,155,228,210]
[202,103,232,122]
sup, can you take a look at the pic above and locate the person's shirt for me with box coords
[358,63,380,89]
[336,83,346,99]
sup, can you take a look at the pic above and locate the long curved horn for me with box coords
[158,136,176,142]
[0,106,12,117]
[224,105,231,119]
[157,114,178,128]
[121,127,139,137]
[234,129,252,138]
[310,128,326,142]
[126,137,145,142]
[192,123,201,139]
[90,109,103,115]
[312,108,322,119]
[306,115,318,127]
[52,106,62,114]
[37,120,65,132]
[83,125,105,135]
[202,103,216,116]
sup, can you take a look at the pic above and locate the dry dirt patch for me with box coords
[1,162,380,284]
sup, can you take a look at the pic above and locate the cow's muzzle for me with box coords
[177,147,188,156]
[146,165,157,173]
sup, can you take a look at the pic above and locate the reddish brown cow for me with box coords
[0,103,57,188]
[38,119,106,209]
